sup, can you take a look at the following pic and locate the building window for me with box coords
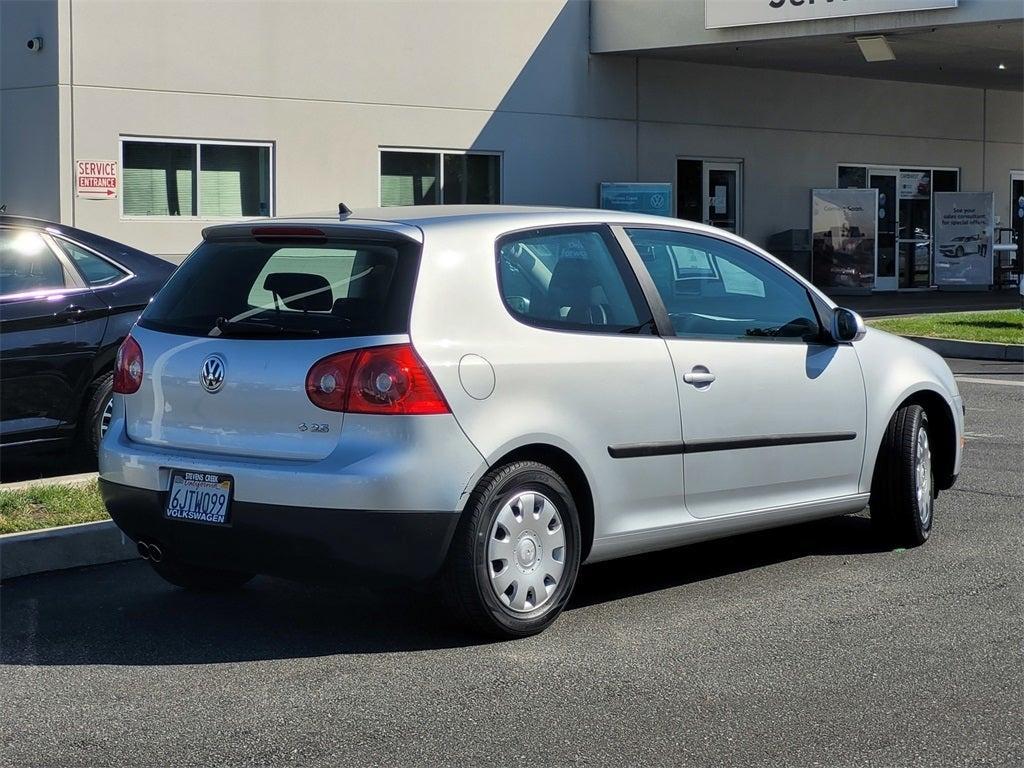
[837,165,867,189]
[121,138,272,218]
[380,149,500,207]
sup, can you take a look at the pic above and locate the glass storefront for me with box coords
[838,164,959,290]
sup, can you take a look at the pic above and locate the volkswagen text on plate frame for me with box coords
[99,206,963,638]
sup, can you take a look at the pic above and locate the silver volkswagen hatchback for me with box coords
[100,206,964,637]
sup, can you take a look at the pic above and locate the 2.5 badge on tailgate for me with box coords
[165,471,233,525]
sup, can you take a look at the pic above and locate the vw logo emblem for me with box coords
[200,355,226,394]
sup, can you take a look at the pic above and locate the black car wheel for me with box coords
[870,404,934,548]
[80,372,114,461]
[444,460,582,638]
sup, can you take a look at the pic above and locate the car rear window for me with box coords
[139,236,420,338]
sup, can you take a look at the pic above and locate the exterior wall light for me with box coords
[855,36,895,63]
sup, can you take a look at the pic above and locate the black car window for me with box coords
[54,238,128,287]
[497,227,651,333]
[139,236,419,339]
[0,229,67,297]
[625,228,821,342]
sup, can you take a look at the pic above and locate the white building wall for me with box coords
[4,0,1021,263]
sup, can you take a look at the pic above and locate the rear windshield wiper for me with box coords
[211,317,321,338]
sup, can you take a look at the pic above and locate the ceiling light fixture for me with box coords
[855,35,896,63]
[998,63,1007,70]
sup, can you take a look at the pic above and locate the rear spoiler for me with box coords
[201,222,421,244]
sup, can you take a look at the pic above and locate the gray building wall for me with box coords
[0,0,66,222]
[3,0,1022,263]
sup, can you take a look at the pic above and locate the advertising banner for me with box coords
[899,170,930,200]
[934,192,995,287]
[706,0,957,29]
[811,189,877,292]
[599,183,672,217]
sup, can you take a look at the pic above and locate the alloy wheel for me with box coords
[915,425,933,527]
[100,397,114,438]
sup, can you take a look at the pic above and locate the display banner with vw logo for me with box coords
[599,183,673,217]
[201,354,226,393]
[934,192,994,287]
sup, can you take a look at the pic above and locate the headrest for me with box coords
[549,256,598,297]
[263,272,332,311]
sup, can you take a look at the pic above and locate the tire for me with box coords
[955,246,964,258]
[870,404,934,548]
[444,460,582,638]
[149,556,254,591]
[79,372,114,461]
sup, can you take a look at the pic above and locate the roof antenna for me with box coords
[338,202,352,219]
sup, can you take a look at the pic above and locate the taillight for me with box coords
[113,334,144,394]
[305,344,450,415]
[305,351,357,412]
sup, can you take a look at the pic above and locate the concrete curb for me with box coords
[904,336,1024,362]
[0,520,138,581]
[1,472,98,491]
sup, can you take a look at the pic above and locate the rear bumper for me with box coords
[100,479,460,582]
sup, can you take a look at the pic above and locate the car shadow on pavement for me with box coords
[1,514,886,666]
[570,512,885,609]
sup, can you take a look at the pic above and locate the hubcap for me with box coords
[488,491,566,614]
[100,397,114,438]
[915,425,933,527]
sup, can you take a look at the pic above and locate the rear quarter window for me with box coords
[139,236,420,338]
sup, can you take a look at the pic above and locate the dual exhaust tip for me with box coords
[137,540,164,563]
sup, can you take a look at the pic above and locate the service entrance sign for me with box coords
[76,160,118,199]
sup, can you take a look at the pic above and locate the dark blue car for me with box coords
[0,215,174,467]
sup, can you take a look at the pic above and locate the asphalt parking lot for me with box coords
[2,358,1021,768]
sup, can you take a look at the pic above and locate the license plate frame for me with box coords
[164,470,234,526]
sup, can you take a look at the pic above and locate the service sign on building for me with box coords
[76,160,118,199]
[706,0,958,29]
[933,192,994,287]
[599,183,672,217]
[811,188,877,292]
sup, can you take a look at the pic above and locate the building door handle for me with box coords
[683,366,716,387]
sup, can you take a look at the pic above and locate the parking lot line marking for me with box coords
[955,376,1024,388]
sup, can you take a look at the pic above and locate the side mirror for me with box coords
[832,307,866,343]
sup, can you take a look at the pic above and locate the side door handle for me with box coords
[683,366,716,387]
[56,304,87,323]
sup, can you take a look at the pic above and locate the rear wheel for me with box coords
[444,460,581,638]
[149,556,254,591]
[870,404,934,548]
[79,372,114,462]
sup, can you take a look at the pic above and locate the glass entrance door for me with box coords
[897,169,933,289]
[703,162,742,233]
[869,170,897,291]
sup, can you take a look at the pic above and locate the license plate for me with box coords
[165,471,233,525]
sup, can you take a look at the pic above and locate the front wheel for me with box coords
[870,404,934,548]
[444,461,582,638]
